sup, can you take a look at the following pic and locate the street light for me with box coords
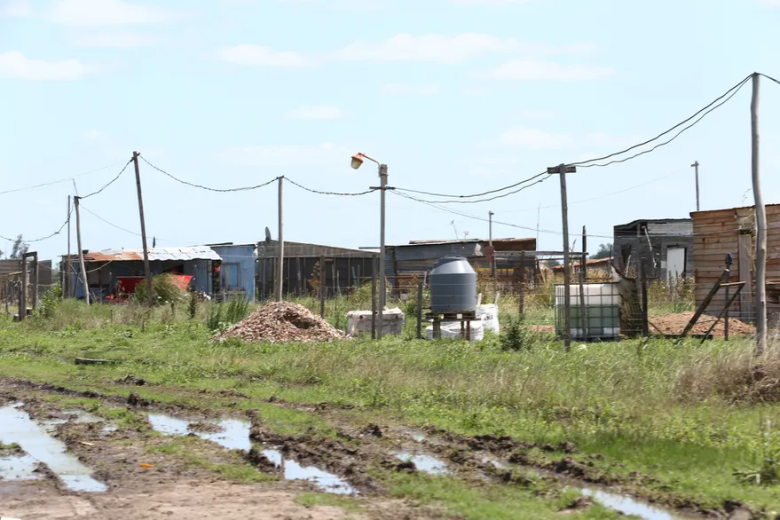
[351,152,388,340]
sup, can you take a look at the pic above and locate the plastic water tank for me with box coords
[430,257,477,313]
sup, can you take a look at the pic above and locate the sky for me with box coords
[1,0,780,262]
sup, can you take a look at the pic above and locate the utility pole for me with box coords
[66,195,71,298]
[74,196,90,306]
[132,151,153,308]
[276,176,284,302]
[751,72,767,355]
[690,161,700,212]
[377,164,388,340]
[548,163,576,351]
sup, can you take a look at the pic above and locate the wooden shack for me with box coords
[691,203,780,323]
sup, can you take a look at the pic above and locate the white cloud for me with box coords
[0,51,92,80]
[497,128,636,150]
[0,0,32,17]
[48,0,177,25]
[381,83,440,96]
[285,106,344,120]
[81,129,109,143]
[485,60,617,81]
[223,143,352,167]
[71,31,159,47]
[332,34,597,64]
[215,44,315,68]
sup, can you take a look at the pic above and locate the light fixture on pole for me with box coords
[351,152,389,340]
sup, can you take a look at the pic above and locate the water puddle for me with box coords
[261,449,356,495]
[148,414,251,452]
[481,456,508,470]
[0,403,107,492]
[582,488,689,520]
[395,452,449,475]
[0,455,40,481]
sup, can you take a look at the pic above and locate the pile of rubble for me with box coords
[214,302,346,343]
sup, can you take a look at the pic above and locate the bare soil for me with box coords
[648,312,755,338]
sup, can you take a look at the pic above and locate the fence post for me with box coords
[518,251,525,316]
[319,256,326,318]
[640,258,649,336]
[371,257,377,339]
[416,278,423,339]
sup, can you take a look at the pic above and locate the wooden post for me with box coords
[74,196,90,305]
[750,73,767,355]
[725,253,733,340]
[639,258,649,336]
[32,252,38,310]
[578,252,588,340]
[65,195,71,298]
[19,255,27,320]
[518,251,525,316]
[319,256,326,318]
[549,164,576,351]
[371,257,377,339]
[276,177,284,302]
[416,278,423,339]
[582,226,587,281]
[132,152,153,308]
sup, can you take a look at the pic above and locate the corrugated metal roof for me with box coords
[406,238,532,246]
[78,246,221,263]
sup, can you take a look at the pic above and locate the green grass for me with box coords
[0,298,777,514]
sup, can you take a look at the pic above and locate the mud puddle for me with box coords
[148,413,251,452]
[581,488,691,520]
[0,454,40,481]
[149,413,357,495]
[0,403,107,492]
[395,452,449,476]
[262,449,357,495]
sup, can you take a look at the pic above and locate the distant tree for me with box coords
[592,243,612,260]
[10,235,28,260]
[544,259,561,267]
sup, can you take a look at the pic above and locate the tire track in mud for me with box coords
[0,377,751,519]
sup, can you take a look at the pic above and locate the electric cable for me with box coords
[395,175,552,204]
[394,171,548,199]
[141,156,279,192]
[0,161,127,196]
[79,159,133,199]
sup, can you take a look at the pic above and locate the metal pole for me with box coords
[416,278,423,339]
[751,72,767,355]
[725,253,733,341]
[276,177,284,302]
[489,211,495,278]
[74,196,90,306]
[20,255,27,321]
[132,152,153,308]
[378,164,388,340]
[32,252,38,310]
[691,161,700,212]
[319,256,326,318]
[371,257,377,339]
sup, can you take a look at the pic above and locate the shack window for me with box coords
[222,263,240,290]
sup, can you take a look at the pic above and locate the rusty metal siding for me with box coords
[691,204,780,321]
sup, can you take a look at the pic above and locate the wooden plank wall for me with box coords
[692,205,780,322]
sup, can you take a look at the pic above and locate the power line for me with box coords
[577,78,751,168]
[395,174,552,204]
[284,177,376,197]
[393,171,548,199]
[0,207,72,244]
[0,161,127,196]
[141,156,279,193]
[79,159,133,199]
[78,202,142,237]
[760,73,780,86]
[571,74,752,167]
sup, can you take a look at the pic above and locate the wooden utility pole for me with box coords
[132,151,153,308]
[31,252,38,311]
[19,254,27,321]
[74,196,90,306]
[549,164,576,351]
[578,226,588,340]
[276,177,284,302]
[751,73,768,355]
[66,195,72,298]
[489,211,495,278]
[581,226,587,281]
[691,161,700,212]
[319,256,326,318]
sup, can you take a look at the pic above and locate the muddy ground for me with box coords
[0,377,754,520]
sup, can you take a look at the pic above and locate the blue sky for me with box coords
[1,0,779,262]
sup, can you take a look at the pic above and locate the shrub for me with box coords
[133,275,185,306]
[500,316,534,352]
[36,282,62,319]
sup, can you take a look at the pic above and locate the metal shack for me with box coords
[62,246,222,301]
[207,243,257,300]
[691,203,780,323]
[613,218,694,281]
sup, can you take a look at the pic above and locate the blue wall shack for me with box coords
[209,244,256,300]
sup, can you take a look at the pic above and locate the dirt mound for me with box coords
[214,302,345,343]
[649,312,755,338]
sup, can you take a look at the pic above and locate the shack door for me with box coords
[667,247,686,284]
